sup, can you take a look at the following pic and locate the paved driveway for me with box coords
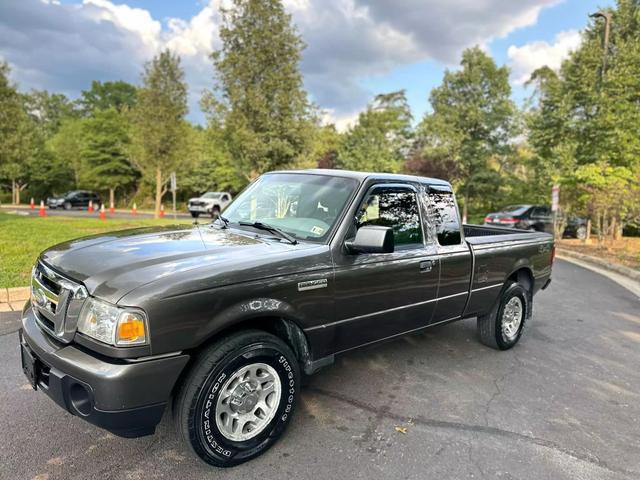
[1,260,639,480]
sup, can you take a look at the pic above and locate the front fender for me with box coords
[195,296,302,344]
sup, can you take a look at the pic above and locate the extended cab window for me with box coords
[428,188,462,246]
[356,186,423,247]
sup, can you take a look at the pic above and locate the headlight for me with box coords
[77,297,148,346]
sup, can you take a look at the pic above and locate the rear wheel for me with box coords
[477,282,529,350]
[576,225,587,240]
[174,330,299,467]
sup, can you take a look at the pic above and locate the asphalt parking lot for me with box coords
[1,259,639,480]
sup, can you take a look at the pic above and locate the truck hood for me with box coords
[40,225,298,304]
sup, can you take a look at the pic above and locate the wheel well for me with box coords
[508,267,534,292]
[170,317,312,403]
[196,316,311,369]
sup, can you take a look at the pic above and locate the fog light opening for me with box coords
[69,383,92,416]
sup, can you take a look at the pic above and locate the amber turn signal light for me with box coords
[116,314,147,345]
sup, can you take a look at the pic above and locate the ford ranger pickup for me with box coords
[20,169,554,467]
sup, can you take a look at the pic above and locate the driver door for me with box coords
[330,183,440,353]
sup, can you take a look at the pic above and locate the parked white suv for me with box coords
[187,192,232,218]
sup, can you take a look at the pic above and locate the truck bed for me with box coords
[463,224,553,246]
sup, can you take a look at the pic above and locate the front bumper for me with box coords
[188,205,212,213]
[20,306,190,438]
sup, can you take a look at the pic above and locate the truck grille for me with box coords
[31,261,88,343]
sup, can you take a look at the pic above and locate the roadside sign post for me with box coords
[551,184,560,239]
[170,172,177,220]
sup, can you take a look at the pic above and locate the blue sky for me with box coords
[0,0,613,128]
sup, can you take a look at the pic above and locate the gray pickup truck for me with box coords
[20,170,554,467]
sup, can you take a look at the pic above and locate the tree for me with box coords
[180,125,245,195]
[296,123,342,170]
[573,162,638,243]
[79,80,137,115]
[525,0,640,236]
[24,90,78,139]
[129,50,188,218]
[417,47,517,222]
[0,63,32,204]
[47,117,86,189]
[337,90,412,173]
[205,0,312,179]
[82,108,137,208]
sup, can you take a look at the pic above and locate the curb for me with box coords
[0,287,29,313]
[557,248,640,282]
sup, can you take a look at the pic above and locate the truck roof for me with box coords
[267,169,452,187]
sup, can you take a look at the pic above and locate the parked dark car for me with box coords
[485,205,588,239]
[484,205,554,233]
[21,170,554,467]
[47,190,101,210]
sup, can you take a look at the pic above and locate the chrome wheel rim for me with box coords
[215,363,281,442]
[502,297,523,341]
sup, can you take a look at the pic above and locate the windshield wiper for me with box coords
[238,221,298,245]
[217,215,230,229]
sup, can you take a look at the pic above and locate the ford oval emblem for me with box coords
[32,287,47,307]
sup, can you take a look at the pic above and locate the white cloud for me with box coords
[1,0,562,124]
[507,30,582,85]
[82,0,161,54]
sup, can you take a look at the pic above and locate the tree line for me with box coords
[0,0,638,231]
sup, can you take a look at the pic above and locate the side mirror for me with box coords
[346,225,394,254]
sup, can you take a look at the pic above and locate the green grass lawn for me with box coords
[0,212,192,288]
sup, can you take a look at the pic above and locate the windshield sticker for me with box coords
[311,226,325,236]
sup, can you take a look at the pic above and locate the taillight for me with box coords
[484,216,491,223]
[500,217,518,224]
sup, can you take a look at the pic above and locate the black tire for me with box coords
[190,211,200,218]
[211,206,221,219]
[477,282,529,350]
[174,330,300,468]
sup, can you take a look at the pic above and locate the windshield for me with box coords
[222,173,359,242]
[202,192,222,199]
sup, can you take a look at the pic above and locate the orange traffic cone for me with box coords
[159,204,165,218]
[99,204,106,221]
[88,200,94,213]
[30,197,35,209]
[132,203,137,215]
[38,200,46,217]
[109,201,115,215]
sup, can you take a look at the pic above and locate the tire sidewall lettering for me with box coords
[196,345,298,464]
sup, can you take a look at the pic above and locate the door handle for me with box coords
[420,260,434,273]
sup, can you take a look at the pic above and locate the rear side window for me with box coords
[356,186,423,247]
[531,207,550,217]
[428,188,462,246]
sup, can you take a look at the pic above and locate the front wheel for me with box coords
[174,330,300,467]
[63,201,71,210]
[477,282,529,350]
[211,206,221,219]
[190,211,200,218]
